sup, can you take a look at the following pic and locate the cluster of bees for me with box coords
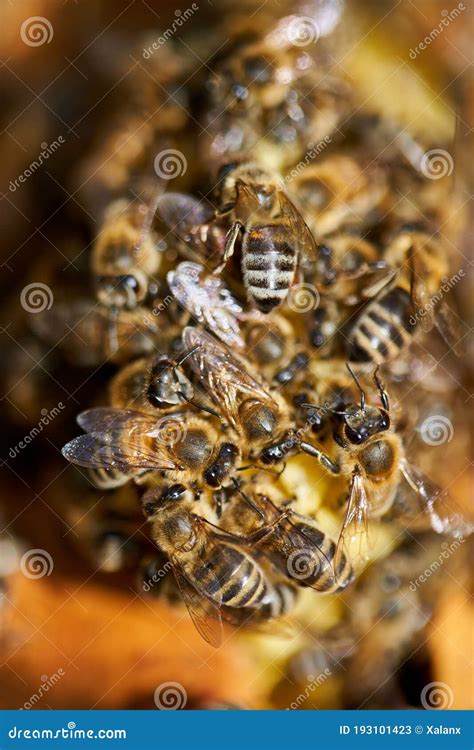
[22,1,470,705]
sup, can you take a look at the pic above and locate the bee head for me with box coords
[343,404,390,445]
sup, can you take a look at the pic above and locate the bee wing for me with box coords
[335,470,372,574]
[171,560,223,648]
[62,431,178,472]
[400,457,472,538]
[269,519,339,593]
[182,326,277,428]
[410,249,435,332]
[77,407,162,434]
[434,300,465,356]
[167,262,245,349]
[278,191,317,265]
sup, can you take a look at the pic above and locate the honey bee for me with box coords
[181,326,336,470]
[141,486,277,646]
[92,195,162,309]
[109,352,195,415]
[290,155,388,237]
[214,160,317,312]
[347,225,463,364]
[32,300,165,366]
[222,491,354,592]
[301,367,471,575]
[61,408,241,495]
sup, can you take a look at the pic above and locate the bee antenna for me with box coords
[231,477,265,521]
[175,344,200,368]
[300,403,351,417]
[373,366,390,411]
[345,363,366,411]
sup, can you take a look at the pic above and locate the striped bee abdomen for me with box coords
[242,225,297,312]
[195,545,267,608]
[347,287,417,364]
[291,524,354,593]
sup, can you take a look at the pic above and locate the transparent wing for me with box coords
[335,470,372,574]
[171,560,223,648]
[157,192,214,252]
[167,262,245,348]
[279,191,317,265]
[77,407,162,434]
[62,431,178,471]
[182,326,277,428]
[400,457,472,538]
[434,301,465,356]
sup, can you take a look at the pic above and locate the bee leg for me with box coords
[300,442,340,474]
[212,221,242,274]
[177,391,223,421]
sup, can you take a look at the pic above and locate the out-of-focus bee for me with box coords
[214,160,317,312]
[290,156,388,237]
[301,367,471,575]
[167,261,246,348]
[62,408,241,496]
[32,300,166,366]
[347,225,463,364]
[92,195,162,309]
[141,486,277,646]
[222,491,354,592]
[242,314,305,383]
